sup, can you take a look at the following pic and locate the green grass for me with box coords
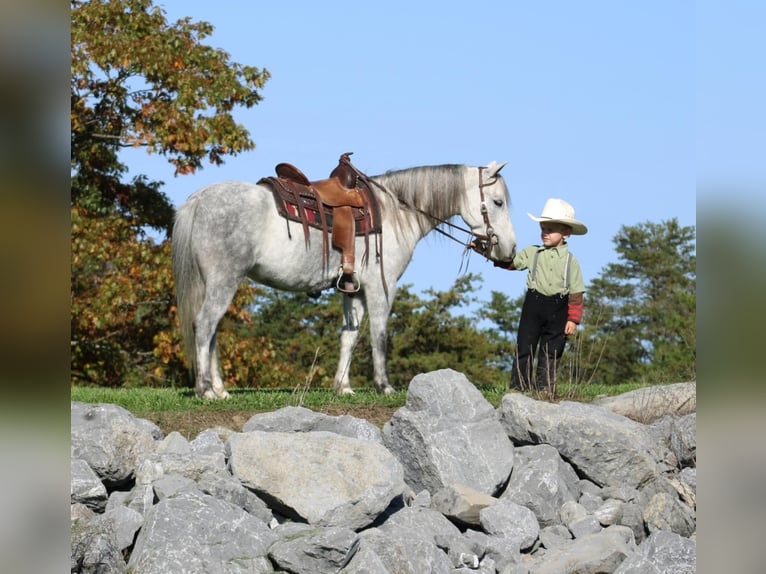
[71,385,408,414]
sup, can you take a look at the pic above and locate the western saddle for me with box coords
[259,153,381,293]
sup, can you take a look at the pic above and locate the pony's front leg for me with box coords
[368,296,395,395]
[334,295,365,395]
[370,313,395,395]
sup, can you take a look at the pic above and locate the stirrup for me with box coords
[336,269,361,294]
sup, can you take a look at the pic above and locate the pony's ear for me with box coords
[485,161,508,179]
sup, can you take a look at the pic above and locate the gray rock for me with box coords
[620,502,648,545]
[337,540,390,574]
[383,369,514,495]
[104,504,144,551]
[498,394,673,488]
[670,413,696,468]
[614,530,696,574]
[569,514,602,538]
[592,382,696,422]
[228,430,405,529]
[151,473,197,500]
[432,482,498,527]
[71,511,126,574]
[71,402,157,488]
[480,498,540,550]
[268,526,359,574]
[356,526,453,574]
[190,428,228,458]
[71,458,107,512]
[154,430,192,455]
[643,493,696,537]
[501,444,580,528]
[559,500,588,527]
[527,525,636,574]
[579,491,604,512]
[380,504,463,545]
[679,467,696,491]
[195,470,274,524]
[243,405,383,442]
[539,524,572,549]
[594,498,624,526]
[462,529,523,573]
[127,490,276,574]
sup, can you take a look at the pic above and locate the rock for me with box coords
[268,525,359,574]
[501,444,580,527]
[71,458,108,512]
[527,525,636,574]
[126,490,276,574]
[593,382,696,422]
[670,413,696,468]
[71,402,158,488]
[228,430,405,529]
[382,369,514,495]
[71,511,126,574]
[643,492,696,537]
[614,530,696,573]
[480,498,540,550]
[497,394,673,488]
[243,405,382,442]
[432,482,498,527]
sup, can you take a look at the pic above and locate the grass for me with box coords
[71,385,408,414]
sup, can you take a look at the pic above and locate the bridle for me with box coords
[420,166,499,259]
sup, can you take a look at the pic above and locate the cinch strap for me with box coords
[530,249,572,296]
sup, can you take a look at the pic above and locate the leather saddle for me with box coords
[259,153,381,293]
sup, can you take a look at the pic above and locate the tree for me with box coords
[71,0,269,387]
[71,0,269,230]
[585,219,696,383]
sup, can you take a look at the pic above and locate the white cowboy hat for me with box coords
[527,198,588,235]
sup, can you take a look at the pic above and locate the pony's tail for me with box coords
[171,198,204,382]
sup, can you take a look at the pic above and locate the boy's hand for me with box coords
[564,321,577,336]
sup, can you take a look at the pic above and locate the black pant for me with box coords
[511,290,569,391]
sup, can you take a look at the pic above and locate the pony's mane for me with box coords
[370,165,467,229]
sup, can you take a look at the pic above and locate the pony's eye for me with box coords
[493,199,504,207]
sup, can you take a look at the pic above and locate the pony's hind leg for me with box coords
[334,294,365,394]
[209,334,230,399]
[194,279,240,400]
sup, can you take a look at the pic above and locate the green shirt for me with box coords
[512,244,585,296]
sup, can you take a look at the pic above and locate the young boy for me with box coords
[495,198,587,392]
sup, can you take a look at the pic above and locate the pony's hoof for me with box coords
[336,387,355,396]
[216,390,231,399]
[381,386,395,395]
[202,390,218,400]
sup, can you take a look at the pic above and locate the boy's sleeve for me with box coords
[494,245,532,271]
[568,292,584,324]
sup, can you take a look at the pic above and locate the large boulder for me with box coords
[126,490,276,574]
[382,369,514,495]
[227,430,405,529]
[71,402,160,488]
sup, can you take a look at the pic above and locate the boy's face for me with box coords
[540,223,572,247]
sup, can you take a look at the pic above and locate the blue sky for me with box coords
[123,1,696,310]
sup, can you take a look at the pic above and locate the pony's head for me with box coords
[462,161,516,263]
